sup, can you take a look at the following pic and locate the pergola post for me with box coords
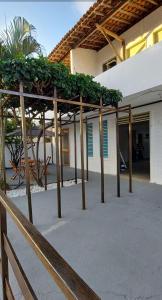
[0,107,6,194]
[43,111,47,191]
[74,113,77,184]
[51,140,54,164]
[85,117,89,182]
[99,98,104,203]
[80,96,86,210]
[128,105,133,193]
[116,103,120,198]
[54,88,61,218]
[59,112,64,188]
[19,82,33,223]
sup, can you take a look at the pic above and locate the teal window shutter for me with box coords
[103,120,108,158]
[87,123,93,157]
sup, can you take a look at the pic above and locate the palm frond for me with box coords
[0,16,42,59]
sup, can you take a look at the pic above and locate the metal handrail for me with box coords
[0,190,101,300]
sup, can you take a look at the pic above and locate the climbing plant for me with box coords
[0,56,122,113]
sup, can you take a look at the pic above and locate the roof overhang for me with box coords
[48,0,162,66]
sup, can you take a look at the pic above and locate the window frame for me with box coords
[102,57,117,72]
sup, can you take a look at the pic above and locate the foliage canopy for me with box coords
[0,57,122,113]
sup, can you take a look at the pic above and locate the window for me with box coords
[127,39,146,58]
[154,28,162,44]
[103,57,117,72]
[87,123,93,157]
[103,120,108,158]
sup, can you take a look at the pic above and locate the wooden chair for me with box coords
[9,160,25,181]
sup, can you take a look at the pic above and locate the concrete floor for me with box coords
[122,160,150,181]
[1,171,162,300]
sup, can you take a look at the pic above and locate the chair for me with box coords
[9,160,25,181]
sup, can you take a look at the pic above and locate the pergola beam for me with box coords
[0,89,102,110]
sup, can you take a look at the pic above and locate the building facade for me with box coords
[49,1,162,184]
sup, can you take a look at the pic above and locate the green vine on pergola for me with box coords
[0,57,122,114]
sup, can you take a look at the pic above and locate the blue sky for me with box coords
[0,1,95,55]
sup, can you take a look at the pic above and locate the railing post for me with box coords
[53,88,61,218]
[0,203,8,300]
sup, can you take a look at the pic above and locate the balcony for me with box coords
[95,41,162,98]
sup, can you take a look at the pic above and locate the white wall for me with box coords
[66,101,162,185]
[70,48,97,76]
[95,40,162,97]
[67,114,117,175]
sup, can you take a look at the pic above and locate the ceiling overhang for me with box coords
[48,0,162,66]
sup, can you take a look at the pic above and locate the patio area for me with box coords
[2,170,162,300]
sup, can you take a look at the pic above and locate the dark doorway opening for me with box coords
[119,120,150,180]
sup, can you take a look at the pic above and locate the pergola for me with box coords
[0,83,133,225]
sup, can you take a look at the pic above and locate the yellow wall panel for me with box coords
[154,28,162,43]
[127,40,146,58]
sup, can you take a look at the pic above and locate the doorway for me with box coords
[62,129,70,166]
[119,118,150,180]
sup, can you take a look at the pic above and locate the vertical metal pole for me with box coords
[59,112,64,187]
[74,113,77,184]
[0,108,6,194]
[99,98,104,203]
[19,82,33,223]
[43,112,47,191]
[51,140,54,164]
[85,117,89,182]
[128,105,133,193]
[53,89,61,218]
[0,203,8,300]
[80,96,86,210]
[116,103,120,198]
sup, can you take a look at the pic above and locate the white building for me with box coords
[49,0,162,184]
